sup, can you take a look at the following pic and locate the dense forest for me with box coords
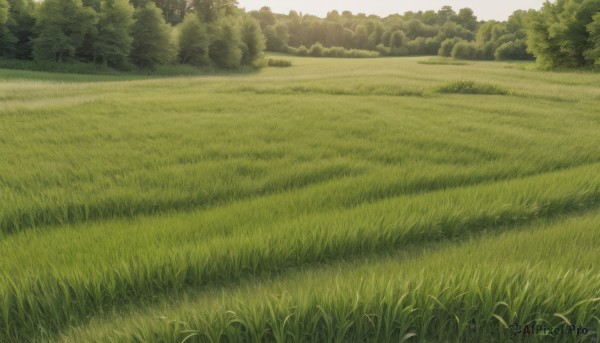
[0,0,599,70]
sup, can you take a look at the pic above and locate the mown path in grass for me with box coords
[1,57,600,342]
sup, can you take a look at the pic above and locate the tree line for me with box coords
[0,0,264,69]
[251,1,600,67]
[0,0,599,70]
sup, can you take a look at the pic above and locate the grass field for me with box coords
[1,56,600,342]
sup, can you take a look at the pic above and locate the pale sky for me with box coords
[236,1,547,21]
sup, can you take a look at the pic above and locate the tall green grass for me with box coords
[58,210,600,342]
[1,164,599,341]
[1,56,599,341]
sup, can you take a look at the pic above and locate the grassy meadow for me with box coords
[1,56,600,342]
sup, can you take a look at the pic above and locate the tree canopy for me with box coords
[0,0,598,70]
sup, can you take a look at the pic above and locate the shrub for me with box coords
[290,44,379,58]
[375,43,390,56]
[438,38,462,57]
[296,45,308,56]
[343,49,379,58]
[308,42,324,57]
[494,39,533,61]
[451,41,479,60]
[267,58,291,67]
[436,80,509,95]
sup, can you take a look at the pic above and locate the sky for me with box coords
[236,1,547,21]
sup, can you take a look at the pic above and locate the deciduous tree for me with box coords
[130,2,174,69]
[93,0,134,67]
[177,13,210,66]
[33,0,97,62]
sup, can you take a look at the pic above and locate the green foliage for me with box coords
[451,40,479,60]
[193,0,237,23]
[152,0,190,25]
[0,0,17,56]
[296,44,307,56]
[266,58,291,67]
[208,18,242,68]
[375,43,389,56]
[388,30,405,49]
[5,0,36,59]
[495,39,533,61]
[254,5,484,58]
[299,42,379,58]
[527,0,600,69]
[239,15,264,65]
[308,41,324,57]
[0,0,7,24]
[177,14,210,66]
[93,0,134,68]
[32,0,97,62]
[436,79,509,95]
[455,7,478,31]
[249,6,275,29]
[418,57,469,65]
[264,23,288,52]
[130,3,175,69]
[438,37,462,57]
[585,12,600,64]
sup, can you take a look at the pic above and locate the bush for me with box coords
[375,43,390,56]
[438,38,462,57]
[451,41,479,60]
[328,46,345,57]
[436,80,509,95]
[296,45,308,56]
[418,58,469,65]
[405,37,427,55]
[308,42,324,57]
[343,49,379,58]
[290,44,379,58]
[479,41,496,60]
[267,58,291,67]
[494,39,533,61]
